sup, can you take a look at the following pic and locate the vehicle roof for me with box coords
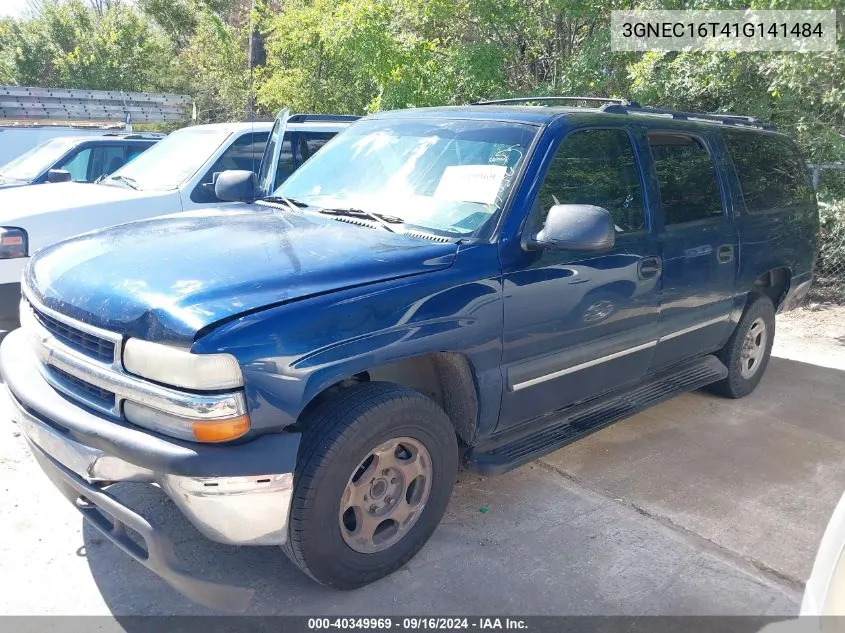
[59,134,164,143]
[366,105,564,125]
[183,120,353,134]
[365,105,780,134]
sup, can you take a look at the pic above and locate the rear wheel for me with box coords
[283,382,458,589]
[709,294,775,399]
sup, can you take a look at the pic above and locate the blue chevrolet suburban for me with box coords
[0,97,818,608]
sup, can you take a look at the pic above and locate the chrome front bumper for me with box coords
[14,399,294,546]
[1,328,301,609]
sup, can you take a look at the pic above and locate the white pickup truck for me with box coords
[0,112,357,330]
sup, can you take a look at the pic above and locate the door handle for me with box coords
[638,256,662,280]
[717,244,735,264]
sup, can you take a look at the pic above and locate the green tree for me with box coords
[0,19,19,84]
[4,0,173,91]
[173,10,250,122]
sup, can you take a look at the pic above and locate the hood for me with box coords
[25,206,458,343]
[0,179,28,189]
[0,182,170,250]
[0,180,152,217]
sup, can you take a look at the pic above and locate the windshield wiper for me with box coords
[319,208,403,233]
[261,195,309,213]
[107,175,139,190]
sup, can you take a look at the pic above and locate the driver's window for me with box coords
[534,128,645,234]
[190,132,269,203]
[57,148,92,182]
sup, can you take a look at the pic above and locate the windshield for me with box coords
[105,127,231,191]
[0,137,80,181]
[274,118,538,236]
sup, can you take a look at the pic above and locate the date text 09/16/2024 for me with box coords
[307,618,528,630]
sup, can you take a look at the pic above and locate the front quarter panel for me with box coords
[192,243,504,438]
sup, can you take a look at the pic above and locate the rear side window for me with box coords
[302,131,336,160]
[536,128,645,233]
[126,144,152,163]
[273,131,338,188]
[648,133,724,226]
[94,145,127,180]
[722,131,812,213]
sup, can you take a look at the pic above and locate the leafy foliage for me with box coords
[2,0,172,91]
[2,0,842,173]
[2,0,844,295]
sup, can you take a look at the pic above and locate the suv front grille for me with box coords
[47,365,117,410]
[31,306,116,363]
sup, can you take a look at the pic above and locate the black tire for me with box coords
[282,381,459,589]
[709,294,776,399]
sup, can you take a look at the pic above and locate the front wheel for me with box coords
[709,294,776,399]
[282,382,458,589]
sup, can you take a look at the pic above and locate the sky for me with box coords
[0,0,31,18]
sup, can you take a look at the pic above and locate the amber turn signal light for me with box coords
[192,415,250,443]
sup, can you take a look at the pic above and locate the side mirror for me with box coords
[46,169,71,184]
[527,204,615,252]
[214,170,256,203]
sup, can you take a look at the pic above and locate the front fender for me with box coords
[192,243,504,437]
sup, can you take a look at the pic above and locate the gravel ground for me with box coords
[774,304,845,369]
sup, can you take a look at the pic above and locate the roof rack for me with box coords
[288,113,360,124]
[471,96,640,107]
[468,95,776,131]
[599,103,775,131]
[100,131,166,139]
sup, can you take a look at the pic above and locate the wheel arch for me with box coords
[297,352,481,446]
[750,266,792,309]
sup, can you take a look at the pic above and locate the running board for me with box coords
[466,355,728,475]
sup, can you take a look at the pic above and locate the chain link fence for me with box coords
[809,165,845,305]
[811,200,845,304]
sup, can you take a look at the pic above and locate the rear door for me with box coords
[644,129,739,369]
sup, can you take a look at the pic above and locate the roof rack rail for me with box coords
[100,131,166,139]
[287,113,361,124]
[124,132,167,139]
[471,96,641,107]
[600,103,776,131]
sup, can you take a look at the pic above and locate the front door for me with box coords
[255,108,290,198]
[643,130,738,369]
[498,126,661,429]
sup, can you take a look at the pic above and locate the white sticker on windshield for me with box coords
[434,165,507,206]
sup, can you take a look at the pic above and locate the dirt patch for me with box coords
[777,304,845,343]
[774,304,845,370]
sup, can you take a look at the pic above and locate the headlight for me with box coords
[0,227,28,259]
[123,401,250,443]
[123,338,244,390]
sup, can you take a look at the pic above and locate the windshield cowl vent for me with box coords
[404,231,451,243]
[331,216,452,242]
[332,216,376,229]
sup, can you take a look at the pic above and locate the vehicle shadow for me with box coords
[89,458,647,617]
[85,465,607,617]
